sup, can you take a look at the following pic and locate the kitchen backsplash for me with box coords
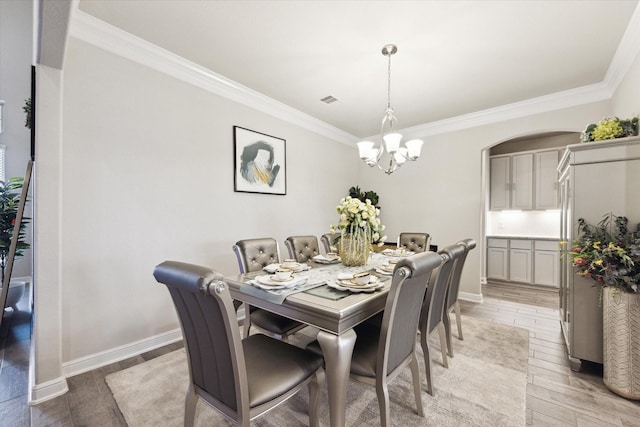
[487,210,560,238]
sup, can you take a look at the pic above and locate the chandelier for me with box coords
[357,44,423,175]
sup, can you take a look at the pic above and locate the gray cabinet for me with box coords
[487,238,508,280]
[534,240,559,287]
[535,150,560,209]
[558,135,640,370]
[487,237,559,285]
[490,154,533,210]
[490,149,561,211]
[509,239,532,283]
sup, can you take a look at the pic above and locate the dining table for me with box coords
[224,251,406,427]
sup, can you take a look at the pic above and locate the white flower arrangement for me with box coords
[330,196,386,246]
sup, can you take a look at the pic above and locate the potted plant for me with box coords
[580,116,639,142]
[565,213,640,399]
[0,177,30,282]
[329,196,386,266]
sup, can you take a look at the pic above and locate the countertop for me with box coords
[486,235,560,241]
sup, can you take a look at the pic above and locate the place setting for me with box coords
[327,271,384,293]
[251,267,308,290]
[375,262,395,276]
[311,252,341,264]
[262,259,311,274]
[382,247,415,258]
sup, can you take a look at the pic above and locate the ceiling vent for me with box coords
[320,95,340,104]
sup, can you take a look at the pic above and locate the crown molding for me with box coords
[399,82,612,140]
[69,11,358,146]
[604,3,640,93]
[70,7,638,147]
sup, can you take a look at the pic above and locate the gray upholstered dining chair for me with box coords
[320,232,341,254]
[306,251,442,427]
[442,238,477,357]
[398,232,431,253]
[233,238,305,340]
[285,235,321,263]
[418,244,464,396]
[153,261,324,427]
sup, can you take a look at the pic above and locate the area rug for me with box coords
[106,315,528,426]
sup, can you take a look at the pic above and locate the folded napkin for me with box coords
[312,254,341,264]
[263,263,310,273]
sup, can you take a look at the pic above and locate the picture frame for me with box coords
[233,126,286,195]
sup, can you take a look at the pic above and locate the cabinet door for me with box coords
[535,150,560,209]
[509,248,532,282]
[534,249,559,287]
[487,247,508,280]
[490,157,510,210]
[511,153,534,210]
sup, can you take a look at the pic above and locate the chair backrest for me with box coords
[233,238,281,274]
[445,238,477,312]
[285,235,320,263]
[153,261,249,416]
[320,232,341,254]
[378,251,443,376]
[420,244,464,335]
[399,232,431,253]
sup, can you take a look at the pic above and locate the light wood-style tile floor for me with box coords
[2,282,640,426]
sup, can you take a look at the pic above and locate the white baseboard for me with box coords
[29,375,69,406]
[61,328,183,378]
[459,291,484,303]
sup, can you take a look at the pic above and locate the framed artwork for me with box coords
[233,126,286,195]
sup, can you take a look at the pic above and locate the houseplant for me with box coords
[580,116,638,143]
[330,196,386,266]
[0,177,30,282]
[565,213,640,399]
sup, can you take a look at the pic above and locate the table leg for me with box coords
[317,328,357,427]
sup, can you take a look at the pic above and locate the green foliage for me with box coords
[23,98,32,130]
[348,185,379,207]
[564,213,640,293]
[0,177,30,266]
[581,117,639,142]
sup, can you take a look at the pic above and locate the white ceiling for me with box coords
[77,0,639,139]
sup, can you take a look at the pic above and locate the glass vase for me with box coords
[339,230,371,267]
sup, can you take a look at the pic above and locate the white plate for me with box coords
[254,275,305,289]
[337,276,380,289]
[375,268,393,276]
[327,281,384,293]
[263,263,309,273]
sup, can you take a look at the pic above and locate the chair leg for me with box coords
[438,324,449,368]
[443,309,454,358]
[184,385,198,427]
[454,302,463,340]
[410,354,424,417]
[242,304,251,338]
[420,330,434,396]
[375,381,391,427]
[308,370,324,427]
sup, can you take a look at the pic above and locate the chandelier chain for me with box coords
[387,52,392,110]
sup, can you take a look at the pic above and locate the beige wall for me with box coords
[59,37,357,362]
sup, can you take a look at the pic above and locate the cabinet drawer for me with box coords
[535,240,558,251]
[487,238,508,248]
[510,239,532,250]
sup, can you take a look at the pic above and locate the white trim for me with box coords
[459,291,483,304]
[68,8,640,146]
[605,3,640,93]
[61,328,183,378]
[69,11,358,146]
[28,375,69,406]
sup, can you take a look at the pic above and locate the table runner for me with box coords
[238,253,392,304]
